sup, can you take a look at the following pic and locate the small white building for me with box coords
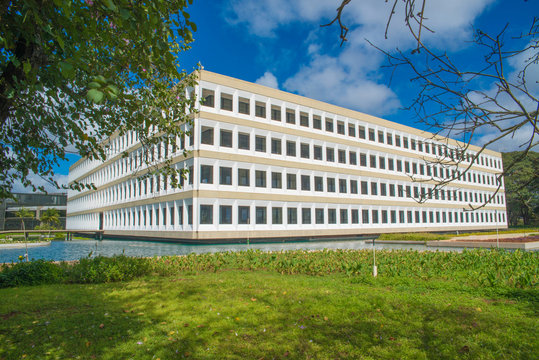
[66,71,507,242]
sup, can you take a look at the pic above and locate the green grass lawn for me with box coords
[1,270,537,360]
[378,227,539,241]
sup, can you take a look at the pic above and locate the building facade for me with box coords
[66,71,507,242]
[1,192,67,231]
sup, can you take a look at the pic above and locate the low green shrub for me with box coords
[66,255,153,283]
[0,260,64,288]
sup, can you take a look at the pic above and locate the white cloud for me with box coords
[227,0,495,116]
[11,173,69,194]
[255,71,279,89]
[473,123,537,153]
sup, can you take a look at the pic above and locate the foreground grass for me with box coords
[1,270,537,360]
[378,227,539,241]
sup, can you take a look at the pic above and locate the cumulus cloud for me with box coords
[255,71,279,89]
[227,0,495,115]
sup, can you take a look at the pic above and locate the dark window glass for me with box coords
[368,129,375,141]
[326,147,334,162]
[238,133,250,150]
[325,118,334,132]
[358,126,366,139]
[370,155,377,168]
[238,168,250,186]
[362,209,369,224]
[339,179,347,193]
[255,170,266,187]
[328,209,337,224]
[272,207,283,224]
[337,122,345,135]
[378,131,384,143]
[255,102,266,118]
[352,209,359,224]
[271,138,281,154]
[379,157,385,170]
[361,181,368,195]
[200,165,213,184]
[219,205,232,224]
[395,135,401,147]
[300,112,309,127]
[348,124,356,137]
[219,167,232,185]
[255,136,266,152]
[286,141,296,157]
[300,143,310,159]
[302,208,311,224]
[201,89,214,107]
[313,115,322,129]
[360,153,367,167]
[380,183,387,196]
[220,94,232,111]
[327,178,336,192]
[271,172,282,189]
[301,175,310,191]
[314,176,323,191]
[220,129,232,147]
[201,126,214,145]
[256,207,266,224]
[382,210,388,224]
[238,97,250,115]
[350,180,358,194]
[287,208,297,224]
[370,182,378,195]
[314,146,323,160]
[386,134,393,145]
[338,150,346,164]
[286,110,295,124]
[315,208,324,224]
[271,105,281,121]
[238,206,250,224]
[287,174,297,189]
[200,205,213,224]
[349,152,357,165]
[372,210,379,224]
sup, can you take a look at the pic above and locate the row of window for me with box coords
[104,204,506,228]
[200,88,502,170]
[200,126,501,186]
[199,165,505,205]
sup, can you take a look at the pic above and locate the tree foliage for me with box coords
[0,0,199,199]
[502,151,539,226]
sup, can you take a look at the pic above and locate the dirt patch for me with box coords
[453,235,539,243]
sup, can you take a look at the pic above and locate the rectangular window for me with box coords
[286,141,296,157]
[372,210,379,224]
[238,168,250,186]
[369,128,375,141]
[360,153,367,167]
[361,181,368,195]
[271,138,281,154]
[287,208,298,224]
[326,148,335,162]
[388,158,394,171]
[238,97,250,115]
[327,178,336,192]
[219,205,232,224]
[380,183,387,196]
[349,151,357,165]
[405,161,410,174]
[219,167,232,185]
[238,133,250,150]
[271,172,282,189]
[397,160,403,172]
[348,124,356,137]
[255,170,266,187]
[359,126,366,139]
[220,129,232,147]
[411,139,416,150]
[286,109,295,124]
[337,121,345,135]
[301,175,310,190]
[362,209,369,224]
[187,205,193,225]
[386,134,393,145]
[328,209,337,224]
[255,101,266,118]
[379,157,385,170]
[300,143,310,159]
[378,131,384,143]
[287,173,297,189]
[395,135,401,147]
[370,155,377,168]
[255,136,266,152]
[370,182,378,195]
[272,207,283,224]
[220,93,233,111]
[178,205,183,225]
[271,105,281,121]
[315,208,324,224]
[314,145,323,160]
[390,210,397,224]
[302,208,311,224]
[200,205,213,224]
[325,118,334,132]
[201,89,215,107]
[300,112,309,127]
[188,165,193,185]
[238,206,250,224]
[313,115,322,129]
[255,207,267,224]
[350,180,358,194]
[403,137,409,149]
[398,185,404,197]
[314,176,324,192]
[200,165,213,184]
[201,126,214,145]
[339,179,347,193]
[338,149,346,164]
[382,210,388,224]
[351,209,359,224]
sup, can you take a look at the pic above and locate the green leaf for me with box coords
[103,0,118,12]
[88,82,101,89]
[59,62,75,79]
[87,89,104,104]
[23,61,32,75]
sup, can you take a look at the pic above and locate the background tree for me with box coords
[1,0,199,199]
[15,207,33,260]
[38,208,61,240]
[502,151,539,226]
[325,0,538,210]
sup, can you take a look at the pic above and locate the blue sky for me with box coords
[17,0,537,192]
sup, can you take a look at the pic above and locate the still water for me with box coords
[0,239,461,263]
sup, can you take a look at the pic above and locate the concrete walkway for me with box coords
[427,233,539,250]
[0,241,51,249]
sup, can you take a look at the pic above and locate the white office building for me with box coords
[66,71,507,242]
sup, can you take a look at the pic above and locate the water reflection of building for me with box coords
[0,193,67,230]
[67,71,507,243]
